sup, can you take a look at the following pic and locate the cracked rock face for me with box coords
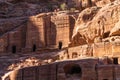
[92,0,115,7]
[71,1,120,46]
[0,0,120,80]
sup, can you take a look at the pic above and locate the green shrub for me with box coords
[60,3,67,10]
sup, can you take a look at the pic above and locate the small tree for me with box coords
[60,2,68,10]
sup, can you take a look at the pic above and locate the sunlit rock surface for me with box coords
[72,1,120,45]
[0,0,120,80]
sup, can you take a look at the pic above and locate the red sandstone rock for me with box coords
[0,0,120,80]
[72,1,120,45]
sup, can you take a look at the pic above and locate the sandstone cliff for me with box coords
[71,0,120,46]
[0,0,120,80]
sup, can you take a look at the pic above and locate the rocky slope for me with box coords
[0,50,64,79]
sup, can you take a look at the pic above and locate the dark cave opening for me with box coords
[58,41,62,50]
[64,64,82,78]
[113,57,118,64]
[12,45,16,53]
[32,44,36,52]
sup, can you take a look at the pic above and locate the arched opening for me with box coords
[103,31,110,38]
[12,46,16,53]
[63,64,82,78]
[32,44,36,52]
[58,41,62,50]
[113,57,118,64]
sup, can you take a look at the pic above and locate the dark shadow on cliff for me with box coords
[25,15,47,52]
[48,20,57,48]
[69,16,76,42]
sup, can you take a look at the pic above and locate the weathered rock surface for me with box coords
[0,2,50,18]
[0,17,27,35]
[0,51,59,77]
[72,1,120,45]
[0,0,120,80]
[92,0,115,7]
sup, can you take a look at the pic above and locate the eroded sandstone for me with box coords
[0,0,120,80]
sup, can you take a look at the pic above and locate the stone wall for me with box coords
[50,15,74,48]
[8,24,27,53]
[0,23,27,54]
[8,58,120,80]
[68,45,93,59]
[57,59,98,80]
[0,17,27,54]
[9,59,98,80]
[9,64,56,80]
[115,65,120,80]
[54,41,120,63]
[93,42,120,58]
[25,13,75,51]
[0,13,75,54]
[26,14,48,50]
[97,65,114,80]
